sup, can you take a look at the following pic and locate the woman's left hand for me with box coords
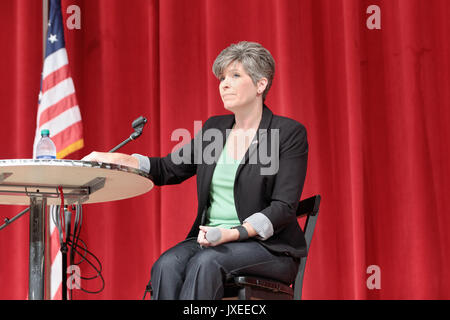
[197,226,239,247]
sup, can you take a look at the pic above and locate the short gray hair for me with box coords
[212,41,275,101]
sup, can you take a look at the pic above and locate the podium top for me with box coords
[0,159,154,205]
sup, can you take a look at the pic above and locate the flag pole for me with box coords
[42,0,50,301]
[43,0,48,60]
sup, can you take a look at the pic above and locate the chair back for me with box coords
[293,194,321,300]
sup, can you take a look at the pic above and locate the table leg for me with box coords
[28,197,46,300]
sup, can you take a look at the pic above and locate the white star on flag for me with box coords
[48,34,58,43]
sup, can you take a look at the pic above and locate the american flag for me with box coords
[33,0,83,300]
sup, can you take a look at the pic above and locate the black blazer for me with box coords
[148,105,308,258]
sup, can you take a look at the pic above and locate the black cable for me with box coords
[66,238,102,281]
[66,203,105,295]
[69,236,87,265]
[67,238,103,280]
[67,238,105,294]
[52,202,105,297]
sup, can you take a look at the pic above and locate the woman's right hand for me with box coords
[197,226,240,247]
[81,151,139,169]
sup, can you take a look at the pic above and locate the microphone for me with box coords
[132,116,147,129]
[109,116,148,153]
[205,227,222,244]
[130,116,148,140]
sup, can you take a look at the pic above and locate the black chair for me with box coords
[223,194,321,300]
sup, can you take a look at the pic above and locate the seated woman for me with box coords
[82,41,308,300]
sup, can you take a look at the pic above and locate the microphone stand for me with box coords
[1,115,148,301]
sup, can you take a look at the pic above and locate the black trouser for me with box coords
[150,238,299,300]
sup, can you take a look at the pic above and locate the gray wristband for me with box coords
[232,225,249,241]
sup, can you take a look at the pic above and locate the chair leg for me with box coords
[143,282,153,300]
[237,286,252,300]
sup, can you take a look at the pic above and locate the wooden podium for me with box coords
[0,159,154,300]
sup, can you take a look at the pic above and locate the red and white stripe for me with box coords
[49,206,64,299]
[34,47,83,160]
[34,47,83,300]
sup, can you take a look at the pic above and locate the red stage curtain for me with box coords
[0,0,449,299]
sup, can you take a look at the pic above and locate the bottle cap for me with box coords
[41,129,50,136]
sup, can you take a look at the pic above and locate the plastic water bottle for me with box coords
[35,129,56,159]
